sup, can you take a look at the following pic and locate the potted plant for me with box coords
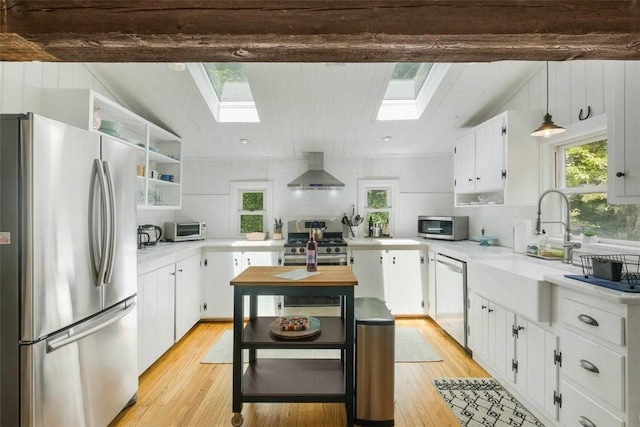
[582,229,597,243]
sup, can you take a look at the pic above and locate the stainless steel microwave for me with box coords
[165,221,207,242]
[417,216,469,240]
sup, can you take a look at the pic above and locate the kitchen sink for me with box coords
[467,256,581,322]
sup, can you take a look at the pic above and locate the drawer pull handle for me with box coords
[579,359,600,374]
[578,415,597,427]
[578,314,599,327]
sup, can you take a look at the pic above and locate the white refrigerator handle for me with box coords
[89,159,111,286]
[103,161,117,284]
[46,300,136,352]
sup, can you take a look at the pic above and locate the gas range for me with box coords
[283,220,348,265]
[284,233,347,255]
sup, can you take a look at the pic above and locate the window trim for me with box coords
[229,181,273,237]
[357,179,399,236]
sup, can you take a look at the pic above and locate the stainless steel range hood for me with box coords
[287,152,345,190]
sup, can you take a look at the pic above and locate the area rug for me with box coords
[201,326,441,363]
[432,378,544,427]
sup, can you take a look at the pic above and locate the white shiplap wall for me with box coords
[455,60,610,247]
[178,154,454,238]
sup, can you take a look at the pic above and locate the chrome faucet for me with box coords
[535,189,581,264]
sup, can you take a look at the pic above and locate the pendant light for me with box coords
[531,62,566,138]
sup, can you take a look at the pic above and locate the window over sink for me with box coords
[554,131,640,242]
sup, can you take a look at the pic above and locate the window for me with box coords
[187,63,259,123]
[377,63,450,121]
[555,136,640,241]
[230,182,273,237]
[358,180,399,236]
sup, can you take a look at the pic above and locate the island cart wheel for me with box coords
[231,413,244,426]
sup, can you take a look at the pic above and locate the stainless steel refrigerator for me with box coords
[0,113,138,426]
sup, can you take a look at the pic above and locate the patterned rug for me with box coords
[432,378,544,427]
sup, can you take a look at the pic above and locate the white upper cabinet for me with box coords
[606,61,640,204]
[454,110,539,206]
[44,88,183,209]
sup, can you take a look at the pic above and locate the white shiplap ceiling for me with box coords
[87,61,541,159]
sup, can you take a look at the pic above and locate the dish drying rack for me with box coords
[579,254,640,287]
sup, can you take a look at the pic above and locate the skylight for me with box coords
[377,63,449,121]
[202,63,259,122]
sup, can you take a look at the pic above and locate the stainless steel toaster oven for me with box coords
[164,221,207,242]
[417,216,469,241]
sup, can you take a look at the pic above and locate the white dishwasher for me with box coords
[434,253,467,348]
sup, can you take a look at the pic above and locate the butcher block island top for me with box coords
[230,265,358,287]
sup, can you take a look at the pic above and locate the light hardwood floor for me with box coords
[110,318,489,427]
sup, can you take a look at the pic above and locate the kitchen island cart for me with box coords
[230,266,357,426]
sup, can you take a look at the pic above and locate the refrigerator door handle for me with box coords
[89,159,110,286]
[46,300,136,353]
[103,161,117,284]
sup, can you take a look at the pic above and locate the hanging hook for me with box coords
[579,106,592,121]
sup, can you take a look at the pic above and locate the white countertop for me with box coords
[543,273,640,304]
[137,239,286,275]
[135,237,640,304]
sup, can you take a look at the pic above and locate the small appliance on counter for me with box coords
[164,221,207,242]
[138,224,162,247]
[418,215,469,240]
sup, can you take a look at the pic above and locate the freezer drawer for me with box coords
[20,298,138,427]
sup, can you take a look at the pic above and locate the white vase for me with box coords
[93,107,102,130]
[583,235,596,243]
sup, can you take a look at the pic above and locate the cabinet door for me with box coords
[454,131,476,194]
[476,115,505,192]
[427,251,436,318]
[607,61,640,204]
[491,303,511,379]
[469,292,487,358]
[202,251,240,319]
[350,249,386,300]
[175,254,202,341]
[387,250,425,315]
[242,251,282,315]
[156,264,176,357]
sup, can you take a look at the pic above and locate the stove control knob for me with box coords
[290,248,297,254]
[326,247,332,253]
[334,247,340,253]
[300,248,305,254]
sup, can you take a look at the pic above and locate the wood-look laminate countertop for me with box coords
[230,266,358,287]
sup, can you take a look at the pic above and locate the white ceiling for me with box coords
[87,61,541,159]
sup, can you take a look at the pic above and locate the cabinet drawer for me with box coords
[562,298,624,346]
[561,381,623,427]
[563,329,625,411]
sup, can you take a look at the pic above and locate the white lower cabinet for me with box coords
[349,249,385,300]
[201,249,282,319]
[427,251,436,318]
[137,264,176,375]
[137,253,202,375]
[349,248,426,315]
[175,254,203,342]
[558,290,633,427]
[468,290,559,423]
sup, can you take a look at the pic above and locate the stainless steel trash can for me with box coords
[354,297,395,426]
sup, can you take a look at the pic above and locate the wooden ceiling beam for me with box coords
[2,1,640,62]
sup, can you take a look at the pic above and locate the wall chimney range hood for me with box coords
[287,152,345,190]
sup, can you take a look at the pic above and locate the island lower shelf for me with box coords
[242,358,345,402]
